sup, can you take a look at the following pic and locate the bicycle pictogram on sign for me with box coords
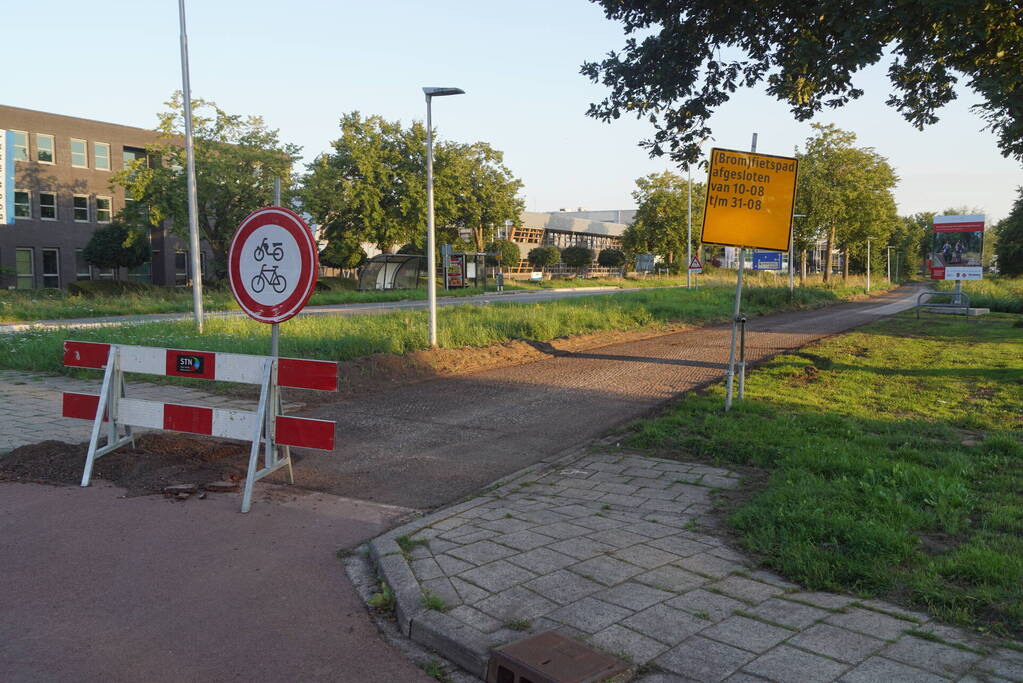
[251,264,288,293]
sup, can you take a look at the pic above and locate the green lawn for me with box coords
[0,280,887,376]
[622,313,1023,636]
[936,275,1023,313]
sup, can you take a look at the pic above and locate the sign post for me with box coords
[701,139,798,411]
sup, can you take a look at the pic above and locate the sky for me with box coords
[6,1,1020,221]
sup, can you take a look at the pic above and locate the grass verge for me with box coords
[622,313,1023,636]
[936,275,1023,313]
[0,281,889,375]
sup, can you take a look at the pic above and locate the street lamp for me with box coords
[886,245,895,283]
[866,237,873,292]
[423,86,465,347]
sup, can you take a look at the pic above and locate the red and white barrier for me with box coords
[62,341,338,512]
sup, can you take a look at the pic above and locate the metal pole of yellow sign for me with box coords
[724,133,757,410]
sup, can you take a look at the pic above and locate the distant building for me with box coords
[0,105,212,289]
[548,208,636,226]
[498,211,630,272]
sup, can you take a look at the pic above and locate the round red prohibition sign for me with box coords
[228,206,319,324]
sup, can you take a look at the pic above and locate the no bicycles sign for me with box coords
[228,207,319,324]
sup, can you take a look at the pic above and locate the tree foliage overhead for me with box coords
[112,93,300,280]
[995,188,1023,277]
[624,172,704,265]
[302,112,523,256]
[83,221,150,276]
[582,1,1023,166]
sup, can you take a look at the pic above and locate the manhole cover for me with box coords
[486,631,631,683]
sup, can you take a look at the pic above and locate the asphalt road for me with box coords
[287,283,926,509]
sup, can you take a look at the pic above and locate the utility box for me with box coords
[486,632,631,683]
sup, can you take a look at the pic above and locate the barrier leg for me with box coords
[277,390,294,485]
[81,347,116,487]
[242,360,273,513]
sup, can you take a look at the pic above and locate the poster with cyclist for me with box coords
[228,206,319,323]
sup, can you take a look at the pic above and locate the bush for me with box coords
[995,189,1023,276]
[83,221,150,274]
[67,280,160,298]
[527,246,561,269]
[319,241,367,270]
[485,239,520,268]
[561,246,595,268]
[598,248,627,268]
[315,276,359,292]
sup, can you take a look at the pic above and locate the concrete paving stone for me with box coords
[707,576,785,605]
[640,513,698,529]
[595,482,641,496]
[492,529,556,551]
[547,536,618,561]
[549,597,634,634]
[451,577,492,605]
[748,597,831,630]
[603,508,642,522]
[976,649,1023,681]
[656,635,756,681]
[701,475,741,489]
[478,517,537,534]
[586,528,651,549]
[446,605,504,634]
[652,461,694,473]
[618,457,656,469]
[571,555,645,586]
[591,624,670,665]
[570,514,629,531]
[702,615,791,653]
[524,570,604,606]
[676,552,746,579]
[478,508,516,521]
[534,521,595,540]
[910,623,991,651]
[594,582,675,611]
[724,674,771,682]
[428,539,459,555]
[599,493,649,508]
[825,607,917,641]
[559,487,606,501]
[743,645,850,683]
[623,467,663,479]
[611,544,679,570]
[642,499,695,514]
[881,635,985,677]
[958,675,1015,683]
[421,577,462,609]
[666,589,747,622]
[856,598,929,624]
[411,558,444,581]
[839,656,949,682]
[438,523,487,540]
[408,545,433,560]
[706,545,752,563]
[587,462,629,474]
[447,540,518,565]
[788,623,886,664]
[618,520,680,538]
[746,569,801,589]
[586,472,635,485]
[435,554,475,576]
[622,603,710,645]
[510,508,573,525]
[475,585,558,623]
[647,535,716,558]
[786,592,854,611]
[506,547,577,574]
[458,560,537,593]
[688,465,735,477]
[634,565,707,594]
[635,486,685,501]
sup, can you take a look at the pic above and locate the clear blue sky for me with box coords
[7,1,1020,221]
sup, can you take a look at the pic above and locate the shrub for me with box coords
[598,248,627,268]
[485,239,520,268]
[561,246,595,268]
[66,280,160,298]
[319,241,366,270]
[82,221,150,275]
[527,246,561,269]
[315,276,359,292]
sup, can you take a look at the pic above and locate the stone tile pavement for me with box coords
[370,451,1023,682]
[0,370,298,453]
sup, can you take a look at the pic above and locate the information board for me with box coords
[752,251,783,270]
[701,148,798,251]
[929,214,984,281]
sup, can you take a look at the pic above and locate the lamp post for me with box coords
[178,0,204,333]
[423,86,465,347]
[866,237,873,292]
[886,245,895,283]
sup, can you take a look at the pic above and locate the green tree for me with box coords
[582,1,1023,166]
[995,188,1023,276]
[561,246,595,269]
[319,239,366,270]
[794,125,898,281]
[527,246,561,269]
[83,222,150,277]
[626,172,705,265]
[892,212,934,278]
[598,248,627,269]
[485,239,520,269]
[112,93,300,280]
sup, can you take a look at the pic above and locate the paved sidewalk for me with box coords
[0,370,297,453]
[371,451,1023,682]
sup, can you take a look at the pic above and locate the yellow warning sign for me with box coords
[701,148,798,251]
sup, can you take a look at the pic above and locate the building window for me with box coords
[175,250,189,286]
[94,142,110,171]
[96,196,112,223]
[16,248,34,289]
[41,249,60,288]
[122,147,148,169]
[75,249,92,280]
[14,190,31,218]
[73,195,90,222]
[36,134,55,163]
[70,139,88,168]
[96,267,114,280]
[12,131,28,161]
[39,192,57,220]
[128,260,152,283]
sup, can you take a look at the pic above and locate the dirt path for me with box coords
[287,284,925,509]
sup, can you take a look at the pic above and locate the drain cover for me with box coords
[486,631,631,683]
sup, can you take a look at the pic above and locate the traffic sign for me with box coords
[688,256,703,273]
[701,148,798,251]
[228,207,319,324]
[752,251,783,270]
